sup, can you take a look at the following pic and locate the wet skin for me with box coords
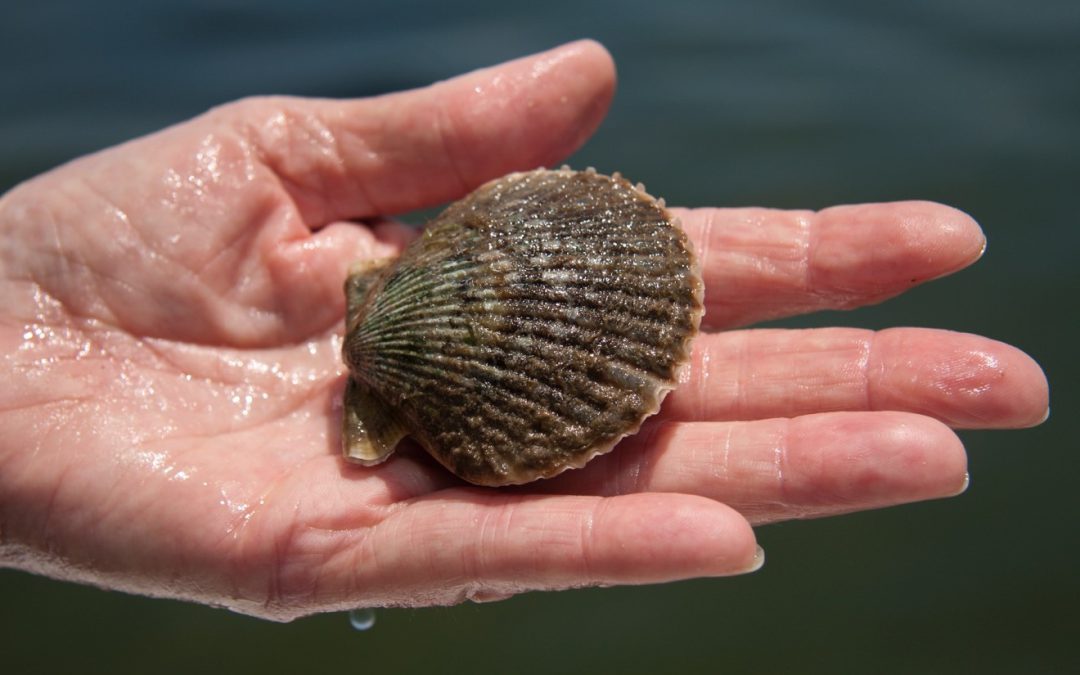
[0,41,1048,619]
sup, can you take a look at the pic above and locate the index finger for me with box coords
[675,201,986,329]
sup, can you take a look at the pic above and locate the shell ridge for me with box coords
[358,293,691,384]
[356,311,466,343]
[365,348,608,426]
[465,301,694,359]
[367,336,656,421]
[365,331,677,461]
[489,326,681,384]
[364,263,473,318]
[465,312,681,376]
[362,345,628,441]
[464,290,695,333]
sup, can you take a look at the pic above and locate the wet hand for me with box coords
[0,40,1047,620]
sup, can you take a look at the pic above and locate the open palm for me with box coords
[0,41,1047,620]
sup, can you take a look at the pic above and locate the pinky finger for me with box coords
[343,492,761,608]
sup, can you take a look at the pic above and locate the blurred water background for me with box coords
[1,0,1076,672]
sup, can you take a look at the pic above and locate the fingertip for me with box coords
[431,38,616,184]
[813,201,988,300]
[562,38,616,68]
[871,329,1050,430]
[853,412,970,503]
[603,493,759,579]
[917,201,986,278]
[787,411,969,508]
[1003,344,1051,428]
[897,413,970,491]
[973,340,1051,429]
[555,39,617,106]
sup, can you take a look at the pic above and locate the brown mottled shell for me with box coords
[341,167,703,486]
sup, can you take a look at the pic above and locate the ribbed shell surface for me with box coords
[343,168,703,485]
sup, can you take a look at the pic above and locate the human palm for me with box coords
[0,41,1047,620]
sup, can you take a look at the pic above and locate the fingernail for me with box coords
[1036,406,1050,425]
[954,472,971,496]
[743,545,766,573]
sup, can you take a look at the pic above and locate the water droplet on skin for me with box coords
[348,608,376,631]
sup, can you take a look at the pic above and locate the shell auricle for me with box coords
[341,167,703,486]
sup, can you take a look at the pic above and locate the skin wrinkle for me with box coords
[498,500,523,586]
[301,110,344,171]
[189,202,262,278]
[579,498,597,586]
[266,168,326,228]
[255,481,370,615]
[734,331,750,419]
[37,458,73,559]
[775,419,792,509]
[89,465,170,578]
[44,183,73,279]
[98,370,306,479]
[43,196,107,324]
[21,318,95,361]
[292,111,345,227]
[31,397,81,462]
[294,536,333,613]
[858,331,877,413]
[237,102,351,227]
[0,388,96,415]
[41,189,274,347]
[61,255,132,333]
[799,210,816,298]
[122,389,256,440]
[350,101,394,219]
[696,208,714,312]
[350,521,378,603]
[440,504,472,591]
[250,516,319,613]
[624,421,660,494]
[718,423,734,487]
[434,102,473,201]
[260,508,293,612]
[326,531,368,608]
[75,176,151,259]
[338,105,402,223]
[470,502,496,586]
[695,336,711,423]
[134,338,241,386]
[203,210,291,308]
[136,332,337,392]
[98,234,190,321]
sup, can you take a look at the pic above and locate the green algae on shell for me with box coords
[341,167,703,486]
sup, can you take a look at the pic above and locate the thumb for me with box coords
[233,39,616,227]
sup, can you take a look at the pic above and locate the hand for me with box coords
[0,40,1048,620]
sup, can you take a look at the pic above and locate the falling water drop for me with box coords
[348,608,376,631]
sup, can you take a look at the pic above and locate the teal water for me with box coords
[2,1,1076,673]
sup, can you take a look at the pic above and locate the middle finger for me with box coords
[665,327,1047,430]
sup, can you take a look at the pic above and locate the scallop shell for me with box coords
[342,167,703,486]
